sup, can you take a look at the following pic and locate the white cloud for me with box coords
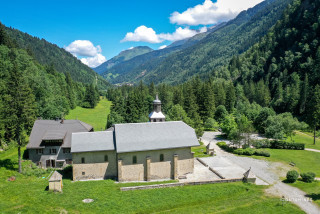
[80,54,107,68]
[128,47,134,50]
[159,45,167,50]
[121,26,205,43]
[65,40,101,57]
[170,0,264,25]
[158,27,198,41]
[121,25,161,43]
[199,26,208,33]
[65,40,107,68]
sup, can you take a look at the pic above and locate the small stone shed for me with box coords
[49,171,63,192]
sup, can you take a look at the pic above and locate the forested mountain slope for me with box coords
[5,26,110,89]
[230,0,320,116]
[94,46,153,75]
[107,0,292,85]
[101,22,226,83]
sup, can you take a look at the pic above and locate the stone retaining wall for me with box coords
[120,178,251,191]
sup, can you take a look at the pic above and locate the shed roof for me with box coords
[49,171,62,181]
[71,131,115,153]
[27,120,93,149]
[114,121,199,153]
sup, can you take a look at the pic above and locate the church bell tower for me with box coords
[149,94,165,122]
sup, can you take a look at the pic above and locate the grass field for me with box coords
[191,142,211,158]
[244,149,320,176]
[0,148,303,213]
[290,180,320,206]
[287,131,320,150]
[65,98,111,131]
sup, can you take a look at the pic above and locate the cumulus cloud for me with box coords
[158,27,198,41]
[65,40,106,68]
[159,45,167,50]
[80,54,107,68]
[170,0,264,25]
[121,26,161,43]
[122,26,205,43]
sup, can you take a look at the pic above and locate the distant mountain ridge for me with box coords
[102,0,292,85]
[93,46,153,76]
[5,27,110,89]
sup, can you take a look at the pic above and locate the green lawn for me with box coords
[191,142,211,158]
[287,131,320,150]
[0,148,303,213]
[290,180,320,206]
[65,98,111,131]
[246,149,320,176]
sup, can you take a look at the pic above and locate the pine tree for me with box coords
[225,82,236,112]
[4,59,36,173]
[299,74,308,114]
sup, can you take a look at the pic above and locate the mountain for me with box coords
[4,27,110,89]
[94,46,153,75]
[104,0,292,85]
[230,0,320,115]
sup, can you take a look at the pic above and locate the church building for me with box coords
[71,96,199,182]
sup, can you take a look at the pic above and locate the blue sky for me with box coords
[0,0,263,67]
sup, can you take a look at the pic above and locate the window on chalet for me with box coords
[36,149,43,154]
[160,154,164,162]
[63,148,71,154]
[81,157,85,163]
[153,119,156,122]
[104,155,108,162]
[133,156,137,164]
[82,172,85,175]
[50,149,57,154]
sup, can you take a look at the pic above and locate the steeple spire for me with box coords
[149,94,165,122]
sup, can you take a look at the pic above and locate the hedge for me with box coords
[218,143,270,157]
[300,172,316,183]
[252,139,305,150]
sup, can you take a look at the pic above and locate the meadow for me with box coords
[65,98,111,131]
[0,148,303,214]
[287,131,320,150]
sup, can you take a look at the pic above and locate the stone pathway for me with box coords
[180,159,220,182]
[305,148,320,153]
[201,132,320,214]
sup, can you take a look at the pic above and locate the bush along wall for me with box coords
[252,140,305,150]
[217,142,270,157]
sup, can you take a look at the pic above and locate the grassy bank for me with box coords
[287,131,320,150]
[65,98,111,131]
[0,148,303,213]
[290,180,320,206]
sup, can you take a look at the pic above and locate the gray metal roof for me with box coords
[27,120,93,149]
[71,131,115,153]
[114,121,199,153]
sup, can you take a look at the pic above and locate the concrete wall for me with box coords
[118,147,194,182]
[72,151,117,180]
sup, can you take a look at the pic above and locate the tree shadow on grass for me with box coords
[0,159,17,170]
[306,193,320,201]
[57,165,73,180]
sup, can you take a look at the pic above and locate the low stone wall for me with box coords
[120,178,254,191]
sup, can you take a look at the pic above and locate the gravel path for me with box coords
[305,148,320,153]
[201,132,320,214]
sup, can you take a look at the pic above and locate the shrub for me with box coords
[254,150,270,157]
[252,139,271,149]
[217,142,235,153]
[234,149,244,155]
[242,148,255,156]
[286,170,299,183]
[300,172,316,183]
[269,140,305,150]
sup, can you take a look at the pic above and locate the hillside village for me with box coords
[1,0,320,213]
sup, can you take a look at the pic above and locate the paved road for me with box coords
[201,132,320,214]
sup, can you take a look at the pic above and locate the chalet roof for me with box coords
[71,131,115,153]
[49,171,62,181]
[27,120,93,149]
[114,121,199,153]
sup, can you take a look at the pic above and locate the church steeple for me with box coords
[149,94,165,122]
